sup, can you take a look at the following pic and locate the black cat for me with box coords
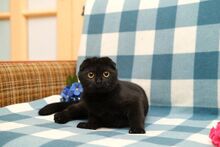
[39,57,148,134]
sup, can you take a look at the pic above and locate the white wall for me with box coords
[28,0,57,60]
[28,0,56,10]
[28,17,57,60]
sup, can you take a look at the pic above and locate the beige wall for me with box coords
[72,0,85,60]
[0,0,85,61]
[57,0,85,60]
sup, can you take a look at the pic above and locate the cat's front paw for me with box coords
[129,128,145,134]
[54,112,70,124]
[38,107,53,116]
[77,122,99,130]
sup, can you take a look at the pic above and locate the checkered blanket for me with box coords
[0,95,217,146]
[1,0,219,146]
[77,0,219,146]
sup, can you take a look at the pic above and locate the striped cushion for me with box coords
[78,0,220,111]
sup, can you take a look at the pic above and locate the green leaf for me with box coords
[66,75,73,86]
[66,75,78,86]
[72,75,78,83]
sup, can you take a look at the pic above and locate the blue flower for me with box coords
[69,83,83,97]
[60,85,71,98]
[60,82,83,103]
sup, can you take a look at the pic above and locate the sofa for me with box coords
[1,0,220,146]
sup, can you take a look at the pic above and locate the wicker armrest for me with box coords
[0,61,76,107]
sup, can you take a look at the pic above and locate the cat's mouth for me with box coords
[82,81,118,94]
[94,86,107,92]
[95,84,104,89]
[85,84,106,91]
[96,82,112,89]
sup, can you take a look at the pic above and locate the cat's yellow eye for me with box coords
[88,72,95,79]
[103,71,110,78]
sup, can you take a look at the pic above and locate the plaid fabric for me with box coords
[0,1,219,146]
[78,0,220,112]
[0,61,76,107]
[0,95,217,147]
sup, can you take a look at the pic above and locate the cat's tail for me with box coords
[38,102,74,116]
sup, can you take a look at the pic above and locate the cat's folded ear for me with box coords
[79,56,117,71]
[79,60,86,71]
[79,57,96,71]
[101,57,116,70]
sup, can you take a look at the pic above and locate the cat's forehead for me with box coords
[85,64,113,71]
[80,57,116,72]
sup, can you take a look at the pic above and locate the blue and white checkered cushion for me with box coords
[0,95,218,146]
[1,0,220,146]
[78,0,220,112]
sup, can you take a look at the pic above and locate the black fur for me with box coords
[39,57,148,134]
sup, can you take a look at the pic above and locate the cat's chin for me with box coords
[86,88,112,94]
[84,86,116,94]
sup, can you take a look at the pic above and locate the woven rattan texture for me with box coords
[0,61,76,107]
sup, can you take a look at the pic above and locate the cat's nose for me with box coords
[96,79,102,84]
